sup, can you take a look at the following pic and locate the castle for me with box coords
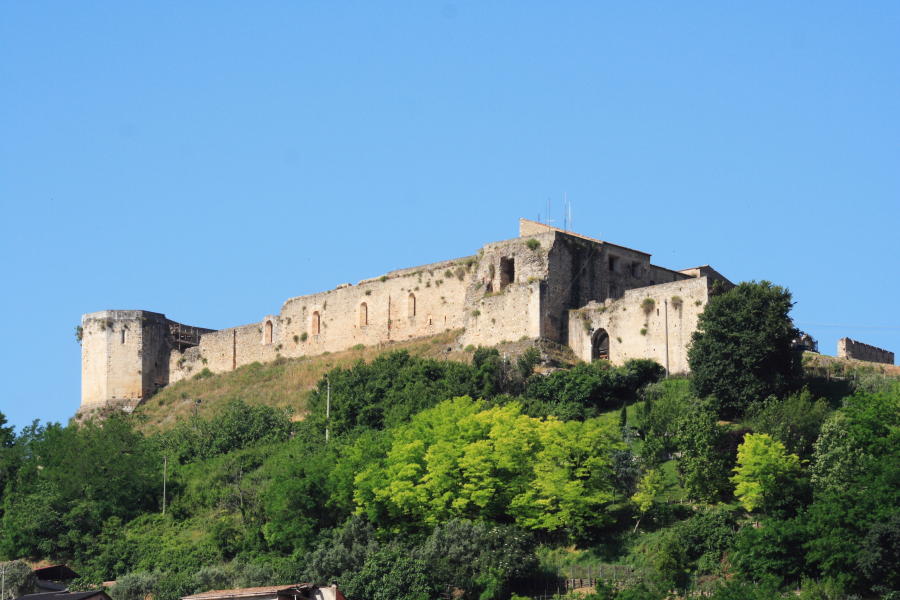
[81,218,735,413]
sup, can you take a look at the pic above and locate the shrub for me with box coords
[300,332,308,342]
[526,238,541,251]
[641,298,656,315]
[193,368,213,380]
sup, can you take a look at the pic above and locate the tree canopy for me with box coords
[688,281,800,418]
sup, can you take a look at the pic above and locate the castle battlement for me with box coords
[80,219,732,412]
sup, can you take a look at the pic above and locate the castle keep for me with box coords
[80,219,733,412]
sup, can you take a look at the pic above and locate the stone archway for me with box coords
[591,328,610,361]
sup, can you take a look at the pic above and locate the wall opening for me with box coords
[500,256,515,288]
[359,302,368,327]
[264,320,273,344]
[631,262,642,278]
[591,328,610,361]
[311,312,321,335]
[408,293,416,318]
[608,255,619,272]
[120,328,127,344]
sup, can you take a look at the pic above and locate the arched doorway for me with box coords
[591,328,610,361]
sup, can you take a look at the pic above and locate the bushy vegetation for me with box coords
[1,290,898,600]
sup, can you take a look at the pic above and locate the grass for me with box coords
[136,329,466,432]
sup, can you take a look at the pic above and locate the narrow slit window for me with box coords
[311,312,321,335]
[359,302,368,327]
[408,293,416,318]
[500,256,515,288]
[264,320,273,344]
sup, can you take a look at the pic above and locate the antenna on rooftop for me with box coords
[546,198,554,227]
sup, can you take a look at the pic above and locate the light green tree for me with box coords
[355,396,622,532]
[731,433,801,513]
[630,468,664,532]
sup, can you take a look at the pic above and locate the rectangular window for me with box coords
[500,256,515,288]
[608,256,618,272]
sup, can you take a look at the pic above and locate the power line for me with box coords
[795,322,900,330]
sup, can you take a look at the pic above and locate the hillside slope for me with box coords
[133,329,468,431]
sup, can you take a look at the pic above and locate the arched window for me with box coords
[311,311,320,335]
[359,302,368,327]
[408,293,416,318]
[591,328,610,361]
[264,320,273,344]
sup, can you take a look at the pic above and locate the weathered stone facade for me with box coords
[80,219,734,411]
[837,338,894,365]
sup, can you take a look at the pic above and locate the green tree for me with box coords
[631,468,663,531]
[731,517,807,588]
[804,385,900,593]
[731,433,802,513]
[355,396,622,533]
[417,519,537,600]
[635,379,694,467]
[0,417,159,561]
[745,389,831,459]
[674,400,732,503]
[0,560,37,600]
[688,281,800,418]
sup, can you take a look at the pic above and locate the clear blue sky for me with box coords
[2,2,898,430]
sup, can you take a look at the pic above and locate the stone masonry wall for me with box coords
[458,231,554,348]
[81,311,170,411]
[169,256,479,382]
[568,276,711,373]
[837,338,895,365]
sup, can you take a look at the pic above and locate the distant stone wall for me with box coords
[568,277,711,374]
[837,338,894,365]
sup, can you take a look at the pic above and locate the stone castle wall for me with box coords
[837,338,895,365]
[81,311,175,411]
[82,219,736,411]
[168,256,478,383]
[568,276,712,374]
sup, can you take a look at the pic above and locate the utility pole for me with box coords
[162,455,168,515]
[325,374,331,443]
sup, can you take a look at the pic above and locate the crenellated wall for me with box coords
[837,338,895,365]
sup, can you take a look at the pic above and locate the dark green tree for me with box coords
[417,519,537,599]
[688,281,800,418]
[674,400,733,503]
